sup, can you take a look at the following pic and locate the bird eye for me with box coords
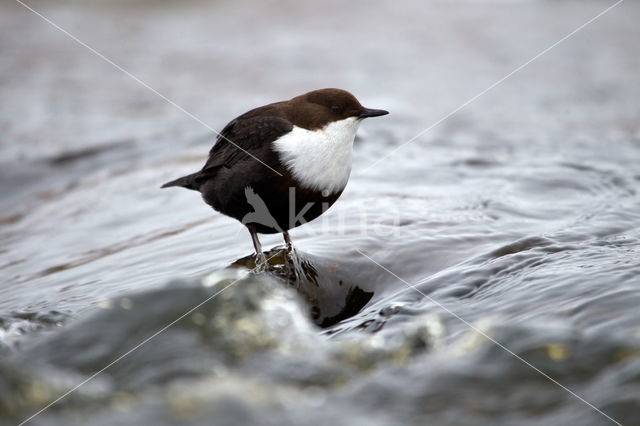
[330,105,342,113]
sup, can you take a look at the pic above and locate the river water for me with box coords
[1,1,640,425]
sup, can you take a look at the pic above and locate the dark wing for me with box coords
[197,114,293,180]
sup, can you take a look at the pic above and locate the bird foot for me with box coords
[253,251,268,272]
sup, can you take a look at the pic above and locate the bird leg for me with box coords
[282,230,304,283]
[247,225,266,270]
[283,231,293,250]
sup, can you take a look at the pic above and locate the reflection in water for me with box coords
[232,248,374,328]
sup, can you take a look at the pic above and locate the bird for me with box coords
[161,88,388,260]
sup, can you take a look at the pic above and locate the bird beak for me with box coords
[359,108,389,118]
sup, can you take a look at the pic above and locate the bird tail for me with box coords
[160,172,199,190]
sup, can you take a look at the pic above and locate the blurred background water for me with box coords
[1,0,640,425]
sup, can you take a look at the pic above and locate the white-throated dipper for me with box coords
[162,88,388,258]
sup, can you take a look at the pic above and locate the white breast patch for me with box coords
[273,117,361,195]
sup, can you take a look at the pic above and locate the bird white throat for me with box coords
[273,116,361,196]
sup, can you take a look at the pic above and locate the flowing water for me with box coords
[1,1,640,425]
